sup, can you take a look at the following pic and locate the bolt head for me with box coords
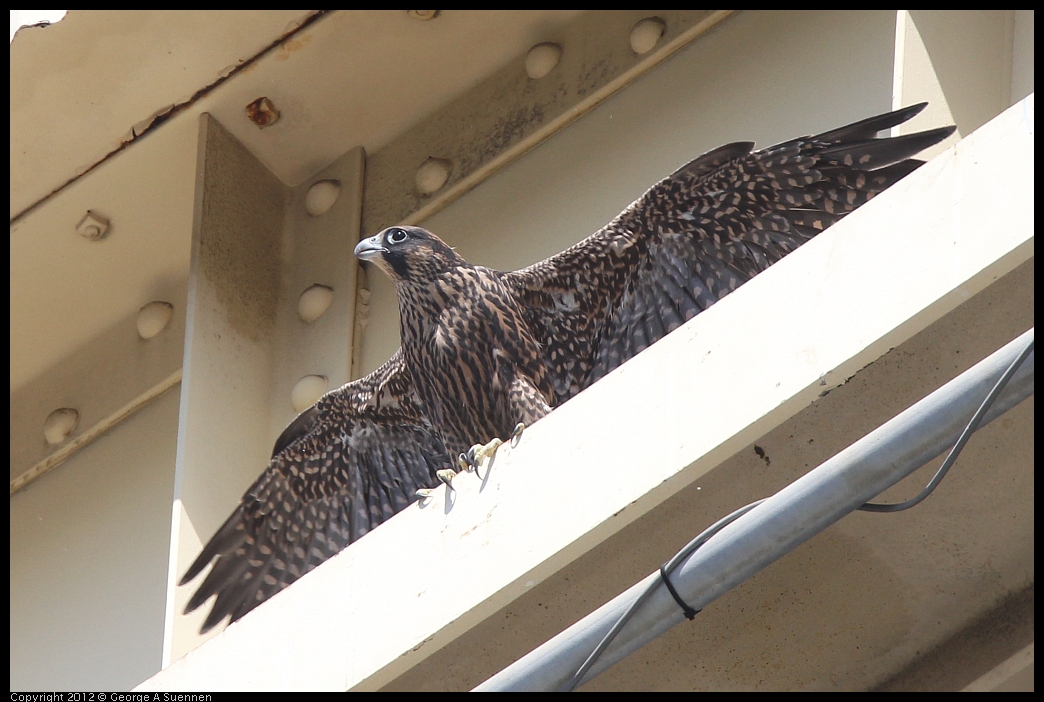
[526,42,562,79]
[415,158,451,196]
[76,211,110,240]
[631,18,666,55]
[137,301,174,339]
[298,284,334,323]
[305,180,341,216]
[246,97,280,128]
[292,375,329,411]
[44,408,79,445]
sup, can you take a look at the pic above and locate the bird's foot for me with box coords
[461,423,526,471]
[510,422,525,446]
[463,438,502,471]
[436,468,458,491]
[416,466,463,499]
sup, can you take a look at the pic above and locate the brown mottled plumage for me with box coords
[181,104,955,632]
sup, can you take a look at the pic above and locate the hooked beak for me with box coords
[354,235,387,262]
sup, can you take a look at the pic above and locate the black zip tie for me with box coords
[659,564,700,620]
[566,501,763,690]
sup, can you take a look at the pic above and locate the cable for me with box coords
[563,335,1033,691]
[859,337,1033,512]
[563,499,764,691]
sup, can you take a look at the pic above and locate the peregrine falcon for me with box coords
[180,103,955,633]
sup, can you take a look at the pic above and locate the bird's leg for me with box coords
[463,423,526,471]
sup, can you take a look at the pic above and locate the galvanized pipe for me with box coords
[476,328,1034,691]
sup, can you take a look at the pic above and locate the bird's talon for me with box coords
[467,437,504,469]
[459,453,470,471]
[415,488,435,499]
[511,422,526,445]
[436,468,458,489]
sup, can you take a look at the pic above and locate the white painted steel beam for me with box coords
[164,115,366,664]
[478,329,1034,691]
[137,96,1033,692]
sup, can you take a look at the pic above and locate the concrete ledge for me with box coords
[137,95,1034,691]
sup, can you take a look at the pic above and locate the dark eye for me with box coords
[387,228,409,244]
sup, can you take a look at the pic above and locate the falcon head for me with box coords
[355,226,465,284]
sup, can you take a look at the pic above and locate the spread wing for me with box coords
[179,349,450,633]
[504,103,955,402]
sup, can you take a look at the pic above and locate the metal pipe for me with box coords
[476,328,1034,691]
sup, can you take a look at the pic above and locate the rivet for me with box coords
[76,211,110,241]
[407,10,439,20]
[415,158,451,196]
[44,408,79,445]
[525,42,562,79]
[298,285,334,323]
[292,375,329,411]
[246,97,280,128]
[137,301,174,339]
[630,17,665,55]
[305,179,341,216]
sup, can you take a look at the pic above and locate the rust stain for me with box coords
[245,97,281,128]
[276,33,313,60]
[10,11,330,225]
